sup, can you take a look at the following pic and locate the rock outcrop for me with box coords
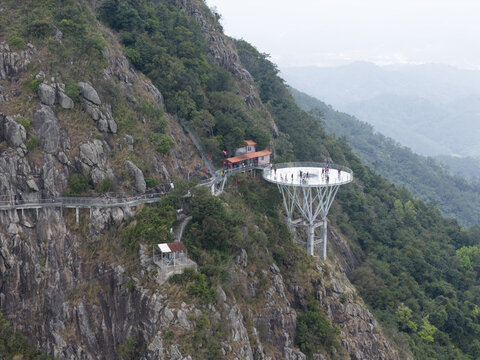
[78,140,113,186]
[77,81,117,133]
[38,82,74,109]
[32,105,61,154]
[0,42,34,81]
[124,160,146,193]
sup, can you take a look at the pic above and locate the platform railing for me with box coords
[262,162,353,187]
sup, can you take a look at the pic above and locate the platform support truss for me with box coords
[277,183,340,258]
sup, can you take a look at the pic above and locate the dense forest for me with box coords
[290,88,480,228]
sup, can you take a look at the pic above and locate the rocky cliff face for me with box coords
[0,2,406,359]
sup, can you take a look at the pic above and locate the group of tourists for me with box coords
[299,170,309,184]
[270,164,344,185]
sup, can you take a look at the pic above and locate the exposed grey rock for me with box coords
[110,208,124,225]
[90,208,110,235]
[97,117,109,133]
[2,115,26,148]
[270,263,280,274]
[107,116,118,134]
[217,286,227,302]
[57,151,70,165]
[176,309,191,329]
[227,304,252,357]
[283,347,306,360]
[0,42,34,80]
[235,248,248,268]
[79,140,105,168]
[57,90,73,109]
[163,307,175,323]
[26,179,39,192]
[85,102,101,121]
[91,168,106,186]
[32,105,60,154]
[42,153,68,194]
[35,71,45,79]
[169,345,183,360]
[105,108,117,134]
[78,82,101,105]
[125,134,134,152]
[38,83,56,105]
[124,160,146,193]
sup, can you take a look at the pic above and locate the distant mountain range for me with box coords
[290,87,480,227]
[281,62,480,157]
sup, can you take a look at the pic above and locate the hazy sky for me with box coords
[205,0,480,69]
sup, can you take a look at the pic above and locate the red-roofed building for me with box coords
[154,241,197,283]
[227,140,272,167]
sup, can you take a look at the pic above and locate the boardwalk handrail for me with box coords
[0,192,168,210]
[268,162,353,174]
[0,164,271,210]
[262,162,354,187]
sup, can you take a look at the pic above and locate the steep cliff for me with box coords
[0,1,407,359]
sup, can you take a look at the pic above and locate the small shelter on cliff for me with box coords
[226,140,272,167]
[154,241,197,283]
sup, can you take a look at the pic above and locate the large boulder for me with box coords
[78,140,113,187]
[79,140,105,169]
[84,102,101,121]
[38,83,56,106]
[32,105,60,154]
[78,82,101,105]
[57,90,74,109]
[124,160,146,193]
[2,115,26,148]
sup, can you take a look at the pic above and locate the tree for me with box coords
[396,304,418,332]
[418,317,437,343]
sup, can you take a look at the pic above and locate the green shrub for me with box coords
[58,18,86,38]
[145,177,159,188]
[141,100,167,133]
[96,178,114,194]
[26,19,51,38]
[118,336,142,360]
[67,173,88,195]
[188,273,218,304]
[124,47,143,68]
[24,77,44,93]
[121,279,135,293]
[15,117,31,130]
[0,312,53,359]
[123,202,176,253]
[64,79,81,103]
[8,36,26,50]
[296,301,339,357]
[149,133,173,154]
[25,136,38,151]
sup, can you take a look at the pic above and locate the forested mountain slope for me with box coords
[281,62,480,157]
[0,1,480,360]
[290,88,480,227]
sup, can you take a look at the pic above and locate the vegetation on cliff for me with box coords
[98,0,272,158]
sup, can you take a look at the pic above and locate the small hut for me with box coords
[157,241,188,266]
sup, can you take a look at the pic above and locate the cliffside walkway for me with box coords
[0,191,169,223]
[0,165,266,221]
